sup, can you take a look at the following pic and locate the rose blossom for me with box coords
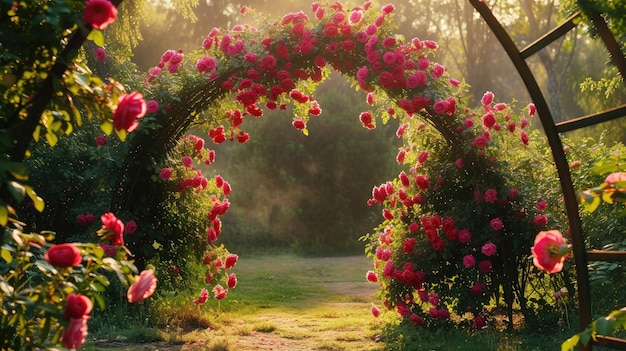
[463,255,475,268]
[101,212,124,246]
[478,260,493,273]
[61,316,89,350]
[213,284,228,300]
[458,229,471,243]
[227,273,238,289]
[533,214,548,226]
[531,230,569,273]
[366,270,378,283]
[64,293,93,319]
[125,220,137,234]
[95,135,107,146]
[127,269,157,303]
[605,172,626,184]
[370,304,381,317]
[45,243,82,267]
[113,92,147,132]
[159,167,173,181]
[225,253,238,269]
[94,47,106,61]
[482,243,497,257]
[146,100,159,113]
[193,288,209,305]
[473,316,486,329]
[82,0,117,30]
[490,218,503,231]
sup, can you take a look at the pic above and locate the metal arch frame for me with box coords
[467,0,626,350]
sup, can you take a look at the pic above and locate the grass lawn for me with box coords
[83,254,596,351]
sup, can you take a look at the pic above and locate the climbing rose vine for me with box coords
[137,0,557,329]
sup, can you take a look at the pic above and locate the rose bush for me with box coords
[1,1,159,349]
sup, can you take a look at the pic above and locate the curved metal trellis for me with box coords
[467,1,626,350]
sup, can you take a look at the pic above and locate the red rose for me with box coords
[224,253,238,269]
[127,269,157,303]
[473,316,486,329]
[61,316,89,350]
[82,0,117,30]
[64,293,93,319]
[227,273,237,289]
[113,92,147,132]
[44,243,82,267]
[478,260,493,273]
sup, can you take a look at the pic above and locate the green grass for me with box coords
[83,254,618,351]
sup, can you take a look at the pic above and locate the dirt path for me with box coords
[92,256,385,351]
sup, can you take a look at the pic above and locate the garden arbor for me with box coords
[469,0,626,350]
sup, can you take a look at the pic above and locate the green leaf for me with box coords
[580,330,592,346]
[596,316,617,335]
[87,29,105,47]
[586,196,601,213]
[100,120,113,135]
[93,292,106,310]
[45,131,58,147]
[1,247,13,263]
[7,181,26,203]
[0,206,8,226]
[25,186,45,212]
[115,128,127,141]
[562,334,580,351]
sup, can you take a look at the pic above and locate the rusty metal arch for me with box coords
[468,1,626,350]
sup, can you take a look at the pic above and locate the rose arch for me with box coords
[108,1,552,334]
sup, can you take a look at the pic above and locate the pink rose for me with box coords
[463,255,475,268]
[605,172,626,184]
[64,293,93,319]
[458,229,471,243]
[533,214,548,226]
[472,135,489,148]
[490,218,503,231]
[481,91,494,106]
[94,47,107,61]
[481,243,497,257]
[100,212,124,246]
[159,167,173,181]
[82,0,117,29]
[125,220,137,234]
[61,316,89,350]
[45,243,82,267]
[113,92,147,132]
[98,243,116,257]
[95,135,107,146]
[127,269,157,303]
[531,230,569,273]
[146,100,159,113]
